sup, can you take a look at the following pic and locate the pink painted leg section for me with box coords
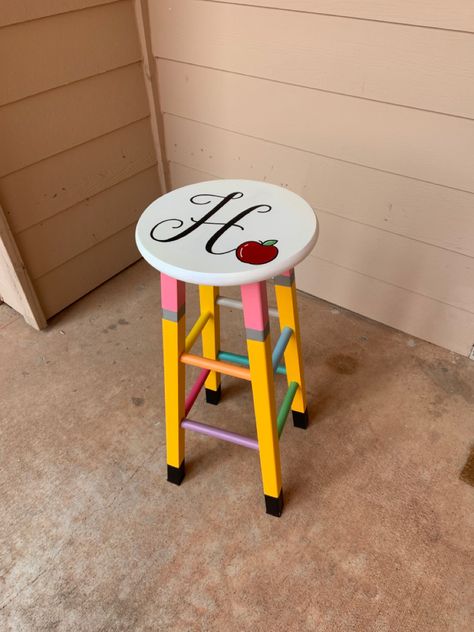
[240,282,269,332]
[160,273,186,313]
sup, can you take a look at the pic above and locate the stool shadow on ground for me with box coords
[183,325,409,512]
[279,344,411,511]
[182,445,232,482]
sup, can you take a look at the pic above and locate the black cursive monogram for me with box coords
[150,192,272,255]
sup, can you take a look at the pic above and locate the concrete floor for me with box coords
[1,260,473,632]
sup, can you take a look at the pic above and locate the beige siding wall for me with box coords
[150,0,474,356]
[0,0,162,318]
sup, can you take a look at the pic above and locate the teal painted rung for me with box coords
[218,351,286,376]
[277,381,299,438]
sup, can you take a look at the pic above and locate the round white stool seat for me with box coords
[135,179,318,286]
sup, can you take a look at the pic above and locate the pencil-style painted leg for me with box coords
[241,281,283,517]
[161,273,186,484]
[199,285,221,405]
[274,269,309,429]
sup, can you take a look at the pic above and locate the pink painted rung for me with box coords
[185,369,210,416]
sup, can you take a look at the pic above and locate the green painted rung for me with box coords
[277,381,299,438]
[218,351,286,375]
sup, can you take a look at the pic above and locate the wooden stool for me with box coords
[135,180,318,516]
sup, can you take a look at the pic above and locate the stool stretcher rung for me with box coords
[185,311,212,352]
[218,350,286,376]
[217,296,279,319]
[272,326,293,372]
[185,368,210,416]
[181,419,259,450]
[277,381,299,438]
[181,352,252,381]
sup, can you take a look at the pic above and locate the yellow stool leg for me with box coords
[241,281,283,517]
[199,285,221,405]
[161,273,186,484]
[274,269,309,428]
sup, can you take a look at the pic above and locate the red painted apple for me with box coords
[236,239,279,265]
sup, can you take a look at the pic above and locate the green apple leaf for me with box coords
[262,239,278,246]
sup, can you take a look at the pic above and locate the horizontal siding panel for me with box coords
[158,60,474,192]
[0,63,149,177]
[0,0,118,27]
[1,118,156,234]
[315,212,474,313]
[16,167,160,279]
[169,162,214,189]
[208,0,474,32]
[153,0,474,117]
[167,162,474,312]
[164,116,474,257]
[34,224,140,317]
[170,162,474,356]
[299,255,474,357]
[1,1,141,105]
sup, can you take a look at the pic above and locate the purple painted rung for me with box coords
[181,418,259,450]
[185,369,210,415]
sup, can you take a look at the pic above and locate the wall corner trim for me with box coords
[0,204,47,329]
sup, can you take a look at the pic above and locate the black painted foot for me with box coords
[264,489,284,517]
[205,385,221,405]
[167,461,185,485]
[292,408,309,429]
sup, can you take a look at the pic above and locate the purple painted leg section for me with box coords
[181,419,259,450]
[185,369,210,416]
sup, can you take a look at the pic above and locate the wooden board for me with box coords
[164,116,474,258]
[313,211,474,314]
[299,254,474,358]
[206,0,474,32]
[0,0,161,323]
[1,118,156,234]
[33,223,141,318]
[1,1,141,105]
[158,60,474,193]
[0,205,46,329]
[152,0,474,117]
[169,162,211,189]
[0,0,119,27]
[167,161,474,312]
[0,63,149,177]
[17,167,160,279]
[169,162,474,356]
[133,0,169,193]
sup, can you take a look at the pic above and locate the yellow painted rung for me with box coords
[185,311,211,352]
[180,352,252,381]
